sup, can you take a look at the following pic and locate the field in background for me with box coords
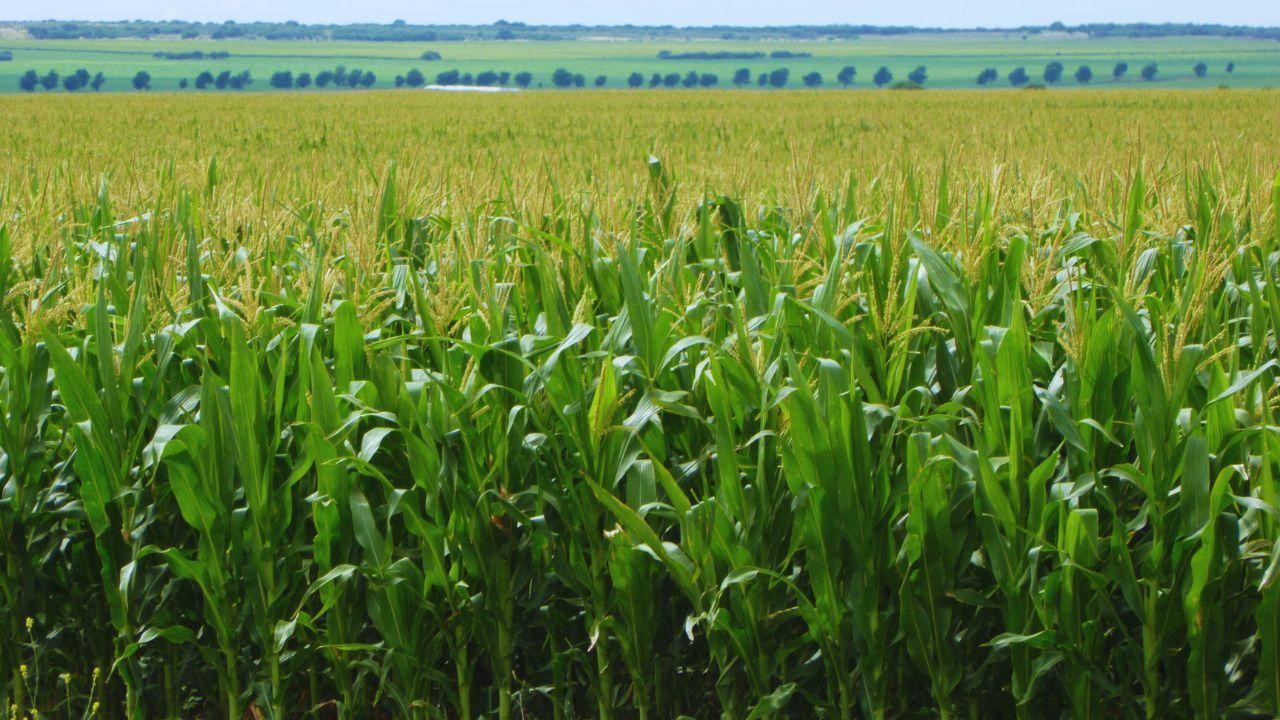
[2,89,1280,718]
[0,34,1278,90]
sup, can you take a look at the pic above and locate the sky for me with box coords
[2,0,1277,28]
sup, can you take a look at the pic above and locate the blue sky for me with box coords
[4,0,1277,27]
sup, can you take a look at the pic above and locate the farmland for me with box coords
[2,87,1280,719]
[0,33,1278,91]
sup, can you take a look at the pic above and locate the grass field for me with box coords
[0,34,1278,91]
[2,88,1280,719]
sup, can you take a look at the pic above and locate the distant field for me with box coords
[0,34,1277,91]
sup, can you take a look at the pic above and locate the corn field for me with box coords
[2,90,1280,718]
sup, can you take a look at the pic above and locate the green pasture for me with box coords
[0,33,1276,91]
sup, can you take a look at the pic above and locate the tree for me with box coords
[649,73,663,88]
[907,66,928,84]
[663,73,680,88]
[572,73,585,87]
[19,70,38,92]
[594,75,607,87]
[1044,61,1064,84]
[401,69,422,87]
[40,70,59,91]
[1075,65,1093,84]
[132,71,151,90]
[1008,67,1030,86]
[196,71,214,89]
[873,66,892,87]
[1193,62,1208,77]
[270,70,294,89]
[976,68,998,85]
[499,71,510,85]
[1141,63,1158,81]
[699,73,718,87]
[733,67,751,86]
[679,70,698,88]
[346,69,364,88]
[1113,62,1128,80]
[90,72,105,91]
[63,68,88,91]
[515,72,533,88]
[360,72,376,87]
[421,51,441,61]
[803,71,822,87]
[757,73,768,87]
[179,78,189,89]
[768,68,789,88]
[296,72,311,88]
[477,70,500,86]
[628,72,644,88]
[215,70,232,89]
[551,68,574,88]
[1226,62,1235,73]
[315,70,334,88]
[837,65,856,87]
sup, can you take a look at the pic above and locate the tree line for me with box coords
[13,60,1243,93]
[978,60,1234,86]
[17,19,1280,42]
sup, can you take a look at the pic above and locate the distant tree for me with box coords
[405,68,425,87]
[514,71,533,88]
[436,69,460,85]
[907,66,928,84]
[1225,62,1235,73]
[315,70,335,87]
[663,73,680,88]
[296,72,311,88]
[195,70,214,89]
[649,73,663,88]
[1193,62,1208,77]
[1075,65,1093,84]
[628,72,644,87]
[1141,63,1158,81]
[681,70,699,88]
[976,68,998,85]
[757,72,768,86]
[733,67,752,86]
[768,68,789,88]
[90,72,105,91]
[270,70,294,89]
[803,71,823,87]
[1113,62,1128,79]
[873,66,892,87]
[499,71,510,85]
[477,70,500,86]
[131,70,151,90]
[360,72,376,87]
[63,68,89,91]
[215,70,232,89]
[421,51,442,61]
[19,69,38,92]
[594,74,607,87]
[178,78,189,89]
[699,73,718,87]
[395,75,405,87]
[496,28,514,40]
[1008,66,1030,86]
[1043,61,1064,84]
[346,69,364,88]
[572,73,585,87]
[229,71,252,90]
[837,65,856,87]
[39,69,58,90]
[552,68,574,87]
